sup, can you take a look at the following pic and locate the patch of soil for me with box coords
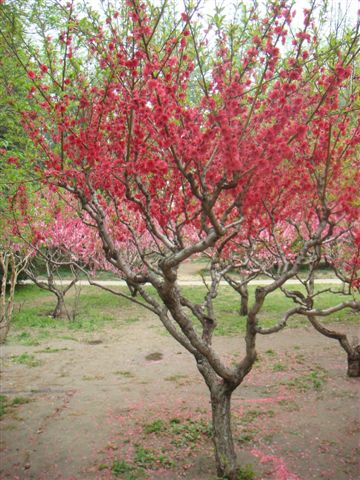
[0,316,359,480]
[145,352,163,361]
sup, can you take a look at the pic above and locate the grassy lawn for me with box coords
[178,284,359,335]
[7,285,139,345]
[6,283,359,344]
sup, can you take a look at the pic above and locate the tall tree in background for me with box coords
[0,0,36,201]
[1,0,359,477]
[0,3,32,342]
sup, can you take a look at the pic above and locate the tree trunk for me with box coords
[0,320,10,344]
[52,293,66,318]
[0,252,19,344]
[210,386,237,479]
[239,285,248,316]
[347,354,360,377]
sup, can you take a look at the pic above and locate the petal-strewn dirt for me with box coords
[1,312,359,480]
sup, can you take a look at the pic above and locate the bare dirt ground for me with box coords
[1,310,359,480]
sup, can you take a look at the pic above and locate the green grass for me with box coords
[265,349,277,357]
[281,367,328,392]
[11,397,31,405]
[0,395,31,419]
[143,419,165,433]
[272,362,287,372]
[12,332,40,346]
[237,431,256,445]
[13,286,130,325]
[133,445,175,470]
[239,409,275,425]
[0,395,7,418]
[11,353,42,367]
[142,417,211,450]
[13,284,53,302]
[8,283,359,344]
[8,286,137,343]
[111,459,134,476]
[178,284,359,336]
[134,446,156,467]
[236,464,256,480]
[110,459,146,478]
[169,417,212,447]
[109,447,174,477]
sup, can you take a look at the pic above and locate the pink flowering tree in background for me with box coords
[1,0,359,477]
[13,189,113,319]
[311,224,360,376]
[218,208,360,377]
[22,194,87,319]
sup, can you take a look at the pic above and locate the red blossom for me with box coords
[7,156,19,165]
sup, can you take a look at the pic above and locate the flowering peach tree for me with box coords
[2,0,359,477]
[19,192,89,319]
[11,188,119,318]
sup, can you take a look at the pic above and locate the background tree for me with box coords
[0,0,37,205]
[0,248,29,343]
[0,0,39,340]
[19,193,83,319]
[12,188,116,319]
[0,190,31,343]
[218,210,360,378]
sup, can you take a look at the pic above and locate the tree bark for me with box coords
[347,352,360,377]
[52,293,66,318]
[0,252,20,344]
[210,385,237,479]
[0,320,10,344]
[239,285,248,316]
[0,253,9,344]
